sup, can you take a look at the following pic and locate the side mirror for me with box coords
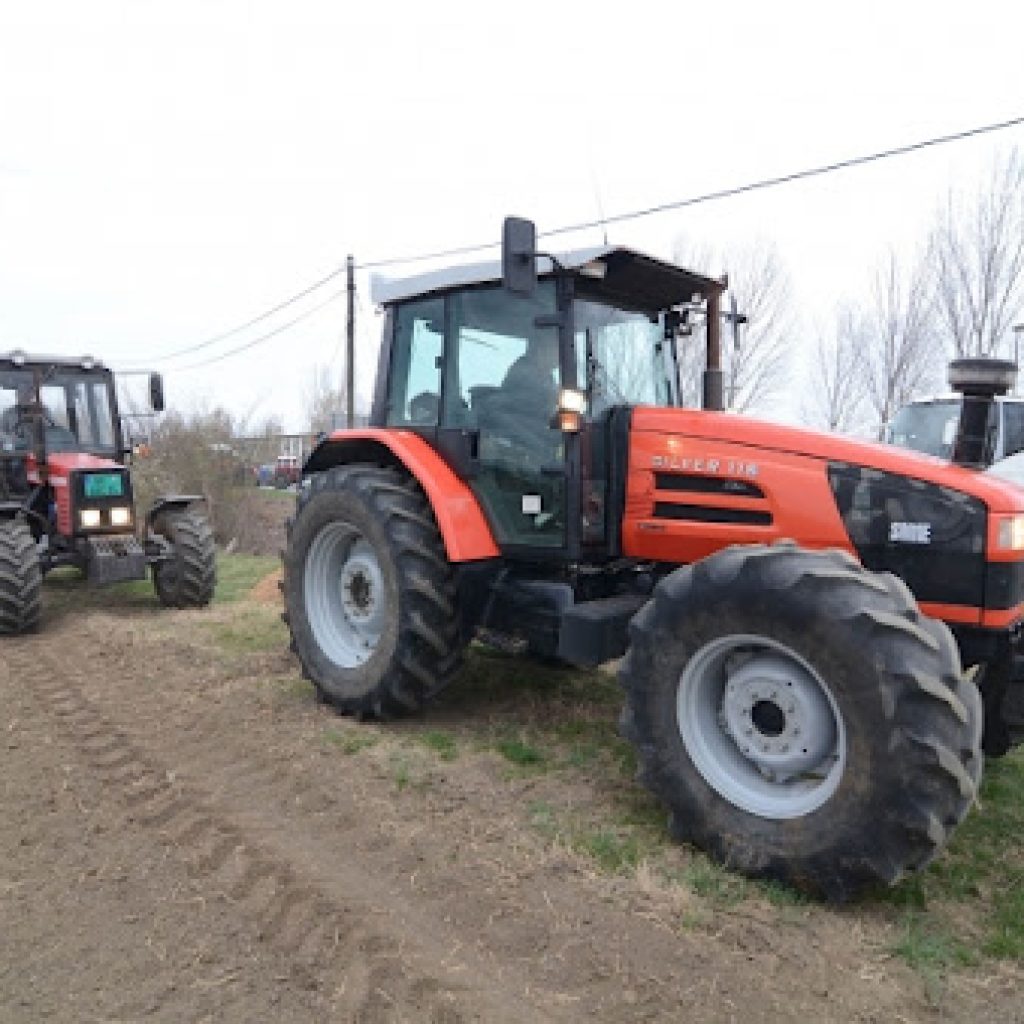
[502,216,537,296]
[149,372,165,412]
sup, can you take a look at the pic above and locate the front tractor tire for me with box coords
[282,465,465,718]
[620,542,982,901]
[152,508,217,608]
[0,517,42,635]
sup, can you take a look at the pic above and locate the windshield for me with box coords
[988,451,1024,486]
[888,400,960,458]
[0,368,117,454]
[574,300,676,417]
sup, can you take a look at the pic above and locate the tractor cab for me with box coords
[0,354,125,459]
[369,226,725,557]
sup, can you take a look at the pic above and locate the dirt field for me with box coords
[2,556,1023,1023]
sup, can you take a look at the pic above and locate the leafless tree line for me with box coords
[805,149,1024,437]
[673,239,793,416]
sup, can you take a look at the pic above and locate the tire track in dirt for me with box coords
[12,605,1021,1024]
[6,638,557,1024]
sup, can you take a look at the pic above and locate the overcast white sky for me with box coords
[1,1,1022,431]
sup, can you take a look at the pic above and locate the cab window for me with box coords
[1002,402,1024,458]
[386,297,444,427]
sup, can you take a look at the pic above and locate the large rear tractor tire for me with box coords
[619,542,981,901]
[0,517,41,635]
[152,509,217,608]
[282,465,465,718]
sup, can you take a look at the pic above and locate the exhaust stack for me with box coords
[949,358,1017,468]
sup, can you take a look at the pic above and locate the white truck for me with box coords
[887,393,1024,462]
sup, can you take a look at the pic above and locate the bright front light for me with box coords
[996,513,1024,551]
[79,509,101,529]
[558,388,587,415]
[110,507,132,528]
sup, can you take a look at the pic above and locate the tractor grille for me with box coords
[653,472,764,498]
[0,455,29,499]
[652,472,773,526]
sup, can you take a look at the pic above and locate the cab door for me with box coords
[442,281,567,551]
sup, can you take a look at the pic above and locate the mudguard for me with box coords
[303,429,500,563]
[147,494,205,525]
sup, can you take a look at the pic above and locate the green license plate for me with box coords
[83,472,125,499]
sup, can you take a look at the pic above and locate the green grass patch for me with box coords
[890,913,978,1000]
[573,828,643,874]
[444,647,622,711]
[545,713,637,775]
[211,554,280,603]
[758,879,812,909]
[255,486,298,503]
[678,858,750,905]
[418,730,459,761]
[878,750,1024,965]
[985,879,1024,958]
[205,604,285,654]
[389,752,423,792]
[495,736,547,768]
[324,727,379,756]
[45,553,279,610]
[526,799,668,877]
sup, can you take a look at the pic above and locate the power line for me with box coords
[356,113,1024,270]
[123,287,346,374]
[134,112,1024,370]
[145,265,347,364]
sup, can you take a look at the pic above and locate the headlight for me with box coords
[79,509,101,529]
[995,513,1024,551]
[110,507,132,528]
[554,388,587,433]
[558,388,587,414]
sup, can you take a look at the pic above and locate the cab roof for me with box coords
[0,350,108,372]
[370,244,723,312]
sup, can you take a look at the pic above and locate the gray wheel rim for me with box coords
[677,634,847,820]
[304,523,386,668]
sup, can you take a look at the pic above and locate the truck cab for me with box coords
[887,393,1024,463]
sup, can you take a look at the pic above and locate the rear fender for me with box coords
[303,430,499,563]
[147,494,205,527]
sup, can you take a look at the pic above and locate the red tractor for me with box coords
[282,218,1022,898]
[0,352,216,632]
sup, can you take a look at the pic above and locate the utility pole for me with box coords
[346,255,355,428]
[723,292,748,409]
[1014,323,1024,396]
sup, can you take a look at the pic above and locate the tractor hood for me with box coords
[27,450,124,482]
[631,407,1024,513]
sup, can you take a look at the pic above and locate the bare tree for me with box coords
[930,148,1024,359]
[802,307,868,434]
[673,239,792,413]
[305,363,347,435]
[135,406,242,542]
[862,250,940,438]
